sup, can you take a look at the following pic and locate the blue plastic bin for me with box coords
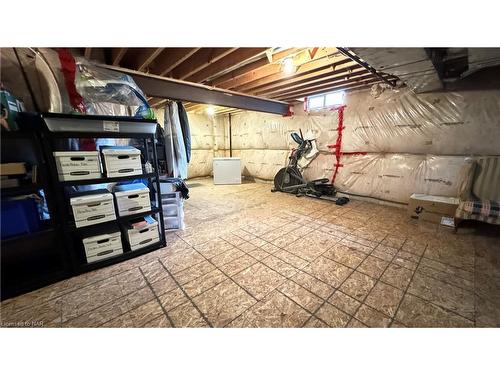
[1,198,41,239]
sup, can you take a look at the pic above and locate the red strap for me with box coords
[57,49,96,150]
[57,48,86,113]
[331,105,344,183]
[329,105,347,184]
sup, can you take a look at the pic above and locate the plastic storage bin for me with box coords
[53,151,101,181]
[101,146,142,178]
[164,216,180,230]
[114,182,151,217]
[161,191,184,230]
[1,198,41,239]
[163,204,178,217]
[82,231,123,263]
[70,190,116,228]
[125,215,160,251]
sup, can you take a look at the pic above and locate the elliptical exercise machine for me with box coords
[271,130,349,205]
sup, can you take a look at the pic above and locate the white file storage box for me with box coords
[125,216,160,251]
[114,183,151,217]
[101,146,142,178]
[213,157,241,185]
[53,151,101,181]
[83,231,123,263]
[70,191,116,228]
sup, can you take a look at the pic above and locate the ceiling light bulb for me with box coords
[283,57,295,74]
[206,105,215,115]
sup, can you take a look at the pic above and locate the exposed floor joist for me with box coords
[75,47,393,108]
[251,61,362,96]
[228,48,342,91]
[137,48,165,72]
[173,48,238,80]
[276,76,396,101]
[207,48,300,87]
[111,48,128,66]
[188,48,268,83]
[151,48,201,76]
[84,48,92,59]
[266,70,380,98]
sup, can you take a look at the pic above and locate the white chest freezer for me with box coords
[213,157,241,185]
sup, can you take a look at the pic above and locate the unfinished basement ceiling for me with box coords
[73,47,398,108]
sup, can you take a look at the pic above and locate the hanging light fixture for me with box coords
[206,105,215,115]
[282,57,295,75]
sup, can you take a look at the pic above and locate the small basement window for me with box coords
[306,90,345,111]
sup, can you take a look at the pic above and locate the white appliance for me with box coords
[213,157,241,185]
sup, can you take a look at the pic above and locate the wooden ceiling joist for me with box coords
[183,102,199,110]
[111,48,128,66]
[271,72,377,99]
[276,76,390,101]
[84,48,92,59]
[137,48,165,72]
[234,52,347,92]
[186,48,268,83]
[221,48,340,91]
[257,67,369,97]
[74,47,387,109]
[150,48,201,76]
[207,48,299,87]
[172,48,238,80]
[148,97,165,107]
[251,61,362,96]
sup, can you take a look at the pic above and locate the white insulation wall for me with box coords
[223,86,500,204]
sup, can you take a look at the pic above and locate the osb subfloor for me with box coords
[1,178,499,328]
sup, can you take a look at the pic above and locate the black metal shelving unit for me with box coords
[39,113,166,275]
[1,114,70,300]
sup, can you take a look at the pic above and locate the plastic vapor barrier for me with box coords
[217,85,499,204]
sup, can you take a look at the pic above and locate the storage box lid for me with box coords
[101,146,141,155]
[409,193,459,205]
[53,151,99,157]
[114,182,149,196]
[70,192,113,205]
[213,157,241,161]
[82,231,121,244]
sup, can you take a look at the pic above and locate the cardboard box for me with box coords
[408,193,459,225]
[1,162,27,176]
